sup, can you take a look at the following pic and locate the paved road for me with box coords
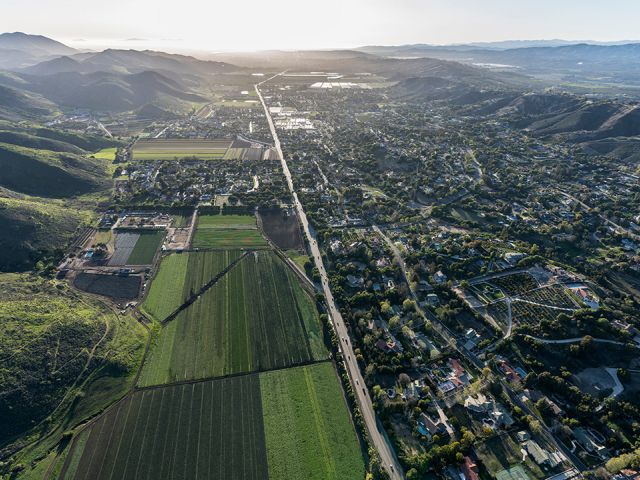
[555,188,640,241]
[523,334,635,347]
[256,74,404,479]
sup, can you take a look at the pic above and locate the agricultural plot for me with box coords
[261,363,366,480]
[108,230,164,266]
[60,375,268,480]
[60,364,364,480]
[193,213,267,248]
[132,139,232,160]
[516,284,579,309]
[141,250,242,322]
[73,272,141,300]
[126,230,165,265]
[138,251,327,386]
[258,208,304,250]
[107,232,139,266]
[490,273,539,295]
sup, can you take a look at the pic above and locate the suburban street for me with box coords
[372,224,587,473]
[256,74,404,480]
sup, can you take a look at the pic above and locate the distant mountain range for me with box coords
[0,32,77,69]
[357,42,640,89]
[0,34,241,115]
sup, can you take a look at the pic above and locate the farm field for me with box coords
[138,251,327,386]
[60,364,364,480]
[107,230,164,266]
[132,139,232,160]
[140,250,242,322]
[261,363,366,480]
[258,207,304,250]
[489,272,539,295]
[193,213,268,248]
[73,272,141,300]
[126,230,165,265]
[59,374,268,480]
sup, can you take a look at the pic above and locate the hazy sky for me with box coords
[2,0,640,52]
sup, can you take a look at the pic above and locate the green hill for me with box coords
[0,272,146,447]
[0,195,93,271]
[0,142,111,198]
[0,130,85,154]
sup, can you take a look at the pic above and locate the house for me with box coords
[497,359,522,383]
[426,293,440,307]
[504,251,526,266]
[517,430,531,442]
[433,270,448,284]
[573,428,608,459]
[525,439,550,466]
[418,413,449,439]
[463,328,481,350]
[346,274,364,288]
[461,456,479,480]
[464,393,492,414]
[490,404,514,428]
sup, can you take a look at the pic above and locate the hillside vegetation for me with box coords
[0,143,110,198]
[0,274,147,446]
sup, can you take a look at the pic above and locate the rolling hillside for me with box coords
[0,143,111,198]
[18,70,208,112]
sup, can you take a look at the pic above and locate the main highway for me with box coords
[256,73,404,479]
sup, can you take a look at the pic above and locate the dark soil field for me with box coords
[258,208,304,250]
[74,272,142,299]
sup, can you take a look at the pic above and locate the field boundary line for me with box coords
[134,358,333,392]
[160,251,251,325]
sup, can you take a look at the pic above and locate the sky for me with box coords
[2,0,640,52]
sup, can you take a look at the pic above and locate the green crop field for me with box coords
[193,214,268,248]
[141,250,242,322]
[193,229,267,248]
[138,251,327,386]
[60,375,268,480]
[132,139,232,161]
[261,363,365,480]
[126,231,165,265]
[60,365,364,480]
[197,214,257,228]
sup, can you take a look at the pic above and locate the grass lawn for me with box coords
[260,363,365,480]
[126,230,165,265]
[287,250,310,273]
[92,147,117,161]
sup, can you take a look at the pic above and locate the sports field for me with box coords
[60,364,364,480]
[138,251,327,386]
[193,214,268,248]
[140,250,243,322]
